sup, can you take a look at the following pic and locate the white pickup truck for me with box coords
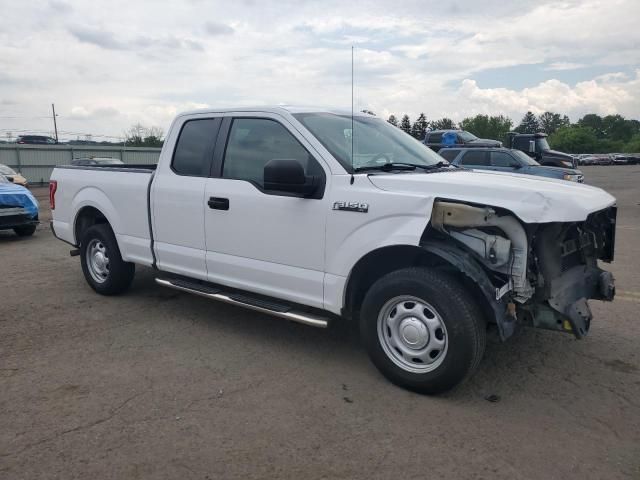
[50,107,617,393]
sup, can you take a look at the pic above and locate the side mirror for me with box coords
[512,163,522,169]
[528,140,536,153]
[264,159,318,197]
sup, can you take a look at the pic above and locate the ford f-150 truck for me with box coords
[50,107,617,394]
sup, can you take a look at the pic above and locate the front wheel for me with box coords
[80,224,135,295]
[360,267,486,394]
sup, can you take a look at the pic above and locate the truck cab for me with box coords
[506,132,577,168]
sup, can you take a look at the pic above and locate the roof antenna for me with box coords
[350,45,355,185]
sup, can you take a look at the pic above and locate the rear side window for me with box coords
[428,133,443,143]
[172,119,218,176]
[438,149,460,162]
[460,150,489,166]
[512,136,530,151]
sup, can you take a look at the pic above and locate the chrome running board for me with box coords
[155,278,329,328]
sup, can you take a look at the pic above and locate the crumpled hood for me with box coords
[0,183,39,218]
[367,170,615,223]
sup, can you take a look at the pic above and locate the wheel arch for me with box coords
[74,205,111,246]
[343,242,507,336]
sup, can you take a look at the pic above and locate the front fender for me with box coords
[420,240,515,340]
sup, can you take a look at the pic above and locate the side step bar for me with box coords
[155,278,329,328]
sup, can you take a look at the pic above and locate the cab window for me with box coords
[460,150,489,166]
[222,118,321,188]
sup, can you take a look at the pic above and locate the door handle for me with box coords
[208,197,229,210]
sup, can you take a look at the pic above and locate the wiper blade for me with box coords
[415,161,452,169]
[354,163,417,172]
[354,161,454,173]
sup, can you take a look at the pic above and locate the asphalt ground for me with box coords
[1,166,639,479]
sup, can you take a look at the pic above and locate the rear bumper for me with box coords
[0,208,39,230]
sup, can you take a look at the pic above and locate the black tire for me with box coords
[14,224,36,236]
[80,224,135,295]
[360,267,486,394]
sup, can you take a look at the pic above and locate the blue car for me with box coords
[0,175,39,236]
[438,147,584,183]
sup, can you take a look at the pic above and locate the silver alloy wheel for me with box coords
[86,238,110,284]
[377,295,448,373]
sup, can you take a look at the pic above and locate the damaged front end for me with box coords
[426,201,616,340]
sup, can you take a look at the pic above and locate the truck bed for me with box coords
[50,166,155,266]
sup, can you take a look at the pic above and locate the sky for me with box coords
[0,0,638,141]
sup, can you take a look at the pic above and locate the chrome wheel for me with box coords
[377,295,448,373]
[86,238,110,284]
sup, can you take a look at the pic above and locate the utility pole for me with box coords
[52,103,59,143]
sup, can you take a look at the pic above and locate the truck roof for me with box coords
[176,105,373,118]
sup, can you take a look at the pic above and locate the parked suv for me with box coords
[439,147,584,182]
[17,135,57,145]
[424,130,501,151]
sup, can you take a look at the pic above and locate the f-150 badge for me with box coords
[332,201,369,213]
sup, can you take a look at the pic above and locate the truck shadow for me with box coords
[129,266,629,402]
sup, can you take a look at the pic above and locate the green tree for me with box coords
[515,111,540,134]
[538,112,570,136]
[577,114,604,137]
[400,115,411,135]
[459,114,513,143]
[430,118,456,130]
[601,114,634,142]
[411,113,428,140]
[387,114,398,127]
[623,134,640,153]
[548,126,599,153]
[125,124,164,147]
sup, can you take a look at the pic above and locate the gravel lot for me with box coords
[1,166,639,479]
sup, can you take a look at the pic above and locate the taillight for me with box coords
[49,180,57,210]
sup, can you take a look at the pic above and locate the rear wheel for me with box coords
[360,267,486,394]
[80,224,135,295]
[14,224,36,236]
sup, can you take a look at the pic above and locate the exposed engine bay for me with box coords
[429,200,616,339]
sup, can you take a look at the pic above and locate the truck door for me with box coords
[151,116,221,280]
[203,113,330,308]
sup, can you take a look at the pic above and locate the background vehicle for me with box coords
[0,163,28,187]
[611,153,637,165]
[70,157,125,167]
[17,135,57,145]
[424,129,501,151]
[0,175,38,236]
[505,132,577,168]
[439,147,584,182]
[50,106,617,394]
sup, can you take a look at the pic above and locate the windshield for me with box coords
[293,113,445,172]
[511,149,539,166]
[457,131,478,142]
[536,138,551,151]
[0,164,16,175]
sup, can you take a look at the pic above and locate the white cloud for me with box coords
[0,0,637,140]
[456,70,640,119]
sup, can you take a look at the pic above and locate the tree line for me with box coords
[385,111,640,153]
